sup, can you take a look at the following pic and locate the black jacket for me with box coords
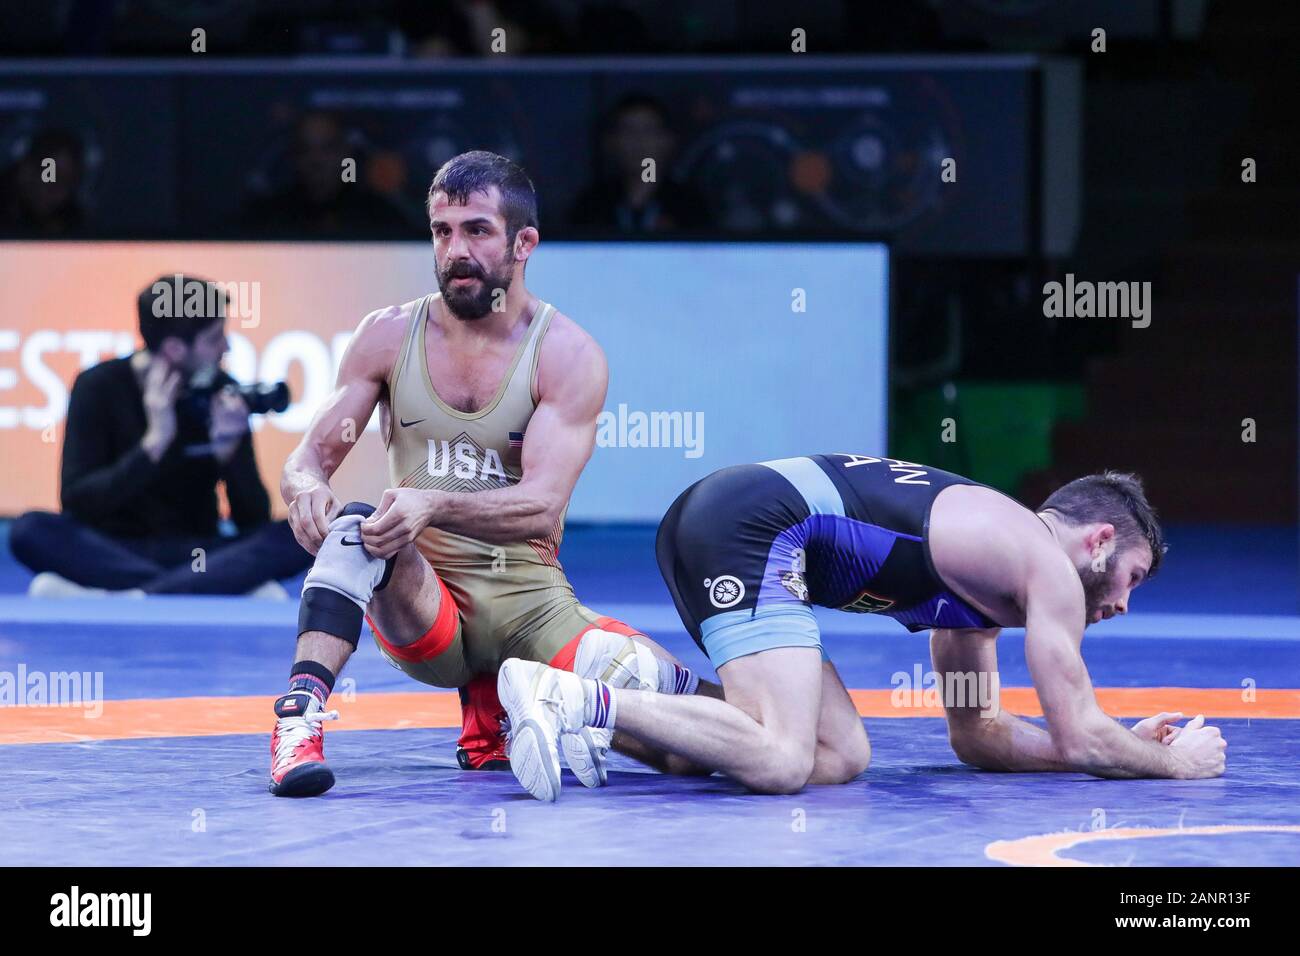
[59,356,270,539]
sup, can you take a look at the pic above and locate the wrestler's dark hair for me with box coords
[1039,471,1166,576]
[426,150,538,245]
[137,274,228,353]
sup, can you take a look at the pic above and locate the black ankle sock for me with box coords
[288,660,337,707]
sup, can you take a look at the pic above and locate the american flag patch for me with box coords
[505,431,524,469]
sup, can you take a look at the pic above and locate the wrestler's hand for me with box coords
[288,484,343,555]
[1131,712,1184,744]
[1165,715,1227,778]
[360,487,435,559]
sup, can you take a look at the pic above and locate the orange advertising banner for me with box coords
[1,240,890,522]
[0,242,443,516]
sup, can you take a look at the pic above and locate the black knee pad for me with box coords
[298,587,364,650]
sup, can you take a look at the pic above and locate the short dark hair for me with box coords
[1039,471,1167,576]
[137,274,227,353]
[426,150,538,242]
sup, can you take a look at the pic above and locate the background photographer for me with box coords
[9,274,311,596]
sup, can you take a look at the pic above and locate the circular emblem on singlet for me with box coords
[705,575,745,609]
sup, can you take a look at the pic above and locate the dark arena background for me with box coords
[0,0,1296,914]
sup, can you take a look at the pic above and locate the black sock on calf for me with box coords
[288,659,337,707]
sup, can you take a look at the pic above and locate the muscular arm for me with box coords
[281,307,396,551]
[1021,552,1187,779]
[931,628,1074,773]
[415,324,607,545]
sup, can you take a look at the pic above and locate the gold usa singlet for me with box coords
[385,292,579,668]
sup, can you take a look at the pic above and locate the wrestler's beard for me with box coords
[1077,550,1117,623]
[438,258,513,320]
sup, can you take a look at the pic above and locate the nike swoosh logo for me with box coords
[341,538,365,547]
[934,598,949,623]
[400,418,426,428]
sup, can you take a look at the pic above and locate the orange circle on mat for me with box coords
[986,824,1300,867]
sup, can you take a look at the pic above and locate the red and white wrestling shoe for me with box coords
[456,674,511,771]
[459,670,606,783]
[269,692,339,797]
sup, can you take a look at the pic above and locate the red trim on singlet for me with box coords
[549,615,641,672]
[368,575,460,663]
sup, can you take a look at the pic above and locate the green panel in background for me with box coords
[890,382,1086,496]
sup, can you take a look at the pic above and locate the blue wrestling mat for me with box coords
[1,524,1297,867]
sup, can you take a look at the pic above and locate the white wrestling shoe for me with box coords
[574,628,659,691]
[560,726,612,788]
[500,632,660,795]
[498,658,587,802]
[555,628,662,788]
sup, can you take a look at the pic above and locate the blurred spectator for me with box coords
[569,93,708,233]
[242,111,409,237]
[9,275,312,598]
[0,128,89,237]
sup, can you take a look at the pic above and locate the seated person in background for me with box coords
[240,112,410,238]
[0,128,88,238]
[568,93,708,234]
[10,275,312,597]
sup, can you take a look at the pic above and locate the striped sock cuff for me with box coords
[675,665,699,696]
[657,659,699,696]
[585,680,618,730]
[289,672,332,707]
